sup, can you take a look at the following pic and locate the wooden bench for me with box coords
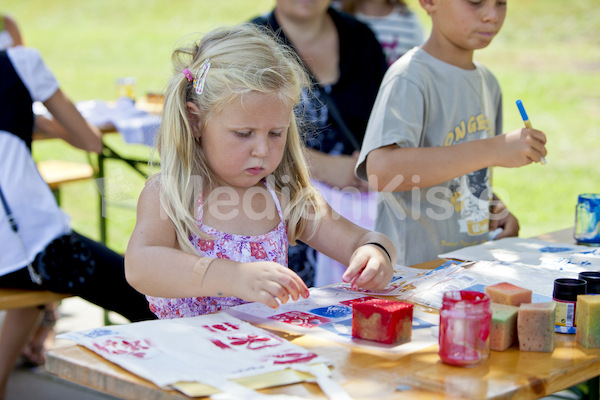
[0,288,72,310]
[37,159,95,205]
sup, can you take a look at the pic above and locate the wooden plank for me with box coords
[0,288,71,310]
[47,345,189,400]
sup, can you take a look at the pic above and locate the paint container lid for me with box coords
[578,271,600,294]
[553,278,587,301]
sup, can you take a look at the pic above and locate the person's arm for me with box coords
[125,179,309,309]
[300,196,395,290]
[40,89,102,154]
[366,127,547,192]
[304,148,369,191]
[3,15,24,47]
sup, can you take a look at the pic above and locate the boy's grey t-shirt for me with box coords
[356,47,502,267]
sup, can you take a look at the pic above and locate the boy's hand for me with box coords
[494,128,547,167]
[342,244,394,291]
[233,262,309,309]
[489,203,520,239]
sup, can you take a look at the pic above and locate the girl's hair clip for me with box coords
[193,58,211,95]
[182,68,194,82]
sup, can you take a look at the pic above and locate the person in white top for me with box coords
[0,46,155,399]
[0,14,23,50]
[335,0,425,66]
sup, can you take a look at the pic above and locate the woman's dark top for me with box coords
[252,8,387,155]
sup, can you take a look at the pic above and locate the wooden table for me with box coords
[46,228,600,399]
[33,96,162,245]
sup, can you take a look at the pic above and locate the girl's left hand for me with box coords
[342,244,393,291]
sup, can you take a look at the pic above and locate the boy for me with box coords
[355,0,547,266]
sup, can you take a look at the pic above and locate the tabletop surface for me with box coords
[46,227,600,399]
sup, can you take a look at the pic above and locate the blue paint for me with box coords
[540,246,572,253]
[309,305,353,319]
[84,328,115,338]
[320,319,353,338]
[412,317,435,330]
[426,260,460,275]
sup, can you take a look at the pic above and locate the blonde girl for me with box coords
[125,24,395,319]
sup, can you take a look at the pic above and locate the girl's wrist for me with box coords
[361,242,392,263]
[191,257,215,289]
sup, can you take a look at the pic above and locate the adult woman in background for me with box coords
[252,0,387,287]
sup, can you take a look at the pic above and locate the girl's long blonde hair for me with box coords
[155,24,321,255]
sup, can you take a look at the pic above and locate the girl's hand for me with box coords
[342,244,394,291]
[493,128,547,167]
[233,262,310,309]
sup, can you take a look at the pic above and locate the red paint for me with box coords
[271,352,318,364]
[269,311,331,328]
[351,298,413,344]
[228,334,279,350]
[210,339,231,350]
[340,296,378,307]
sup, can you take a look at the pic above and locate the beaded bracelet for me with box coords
[362,242,392,263]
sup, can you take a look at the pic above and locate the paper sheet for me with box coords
[227,287,440,357]
[439,237,600,270]
[57,312,329,395]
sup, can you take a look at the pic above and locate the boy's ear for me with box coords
[186,101,202,139]
[419,0,436,14]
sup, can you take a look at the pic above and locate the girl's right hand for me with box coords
[493,128,547,167]
[233,262,310,309]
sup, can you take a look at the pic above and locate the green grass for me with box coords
[4,0,600,253]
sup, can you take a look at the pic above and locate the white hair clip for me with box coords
[193,58,211,95]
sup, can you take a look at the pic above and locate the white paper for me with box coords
[227,287,440,356]
[58,312,328,390]
[439,237,600,270]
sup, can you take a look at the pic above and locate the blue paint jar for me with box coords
[574,194,600,244]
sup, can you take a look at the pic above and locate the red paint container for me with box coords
[439,290,491,367]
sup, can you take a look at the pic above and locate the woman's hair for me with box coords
[155,23,321,255]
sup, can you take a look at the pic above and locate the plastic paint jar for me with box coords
[574,194,600,244]
[439,290,491,367]
[553,278,587,334]
[578,271,600,294]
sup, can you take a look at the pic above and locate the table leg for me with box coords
[96,140,154,245]
[98,149,107,244]
[589,376,599,400]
